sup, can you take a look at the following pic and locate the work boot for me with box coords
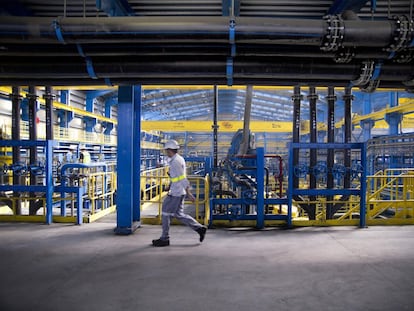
[196,226,207,242]
[152,238,170,247]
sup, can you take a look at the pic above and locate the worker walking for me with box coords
[152,140,207,247]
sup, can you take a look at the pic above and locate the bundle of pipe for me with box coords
[0,16,412,86]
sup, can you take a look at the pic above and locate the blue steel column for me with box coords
[115,85,140,234]
[360,93,374,142]
[133,85,141,222]
[256,147,265,229]
[385,92,401,136]
[385,92,402,168]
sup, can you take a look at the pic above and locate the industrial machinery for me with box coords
[210,86,289,228]
[0,87,117,224]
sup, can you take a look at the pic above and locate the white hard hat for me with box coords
[164,140,180,150]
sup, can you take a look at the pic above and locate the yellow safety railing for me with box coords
[0,196,47,222]
[140,168,210,226]
[292,196,361,226]
[87,171,116,215]
[1,122,117,145]
[366,169,414,225]
[53,170,117,224]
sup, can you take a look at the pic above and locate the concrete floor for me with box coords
[1,218,414,311]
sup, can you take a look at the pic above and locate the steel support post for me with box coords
[27,86,38,213]
[44,86,54,140]
[385,112,402,136]
[212,85,219,168]
[308,86,318,220]
[343,87,353,189]
[115,85,140,235]
[10,86,21,215]
[292,86,302,189]
[361,119,375,142]
[45,140,54,224]
[256,147,265,229]
[326,86,336,219]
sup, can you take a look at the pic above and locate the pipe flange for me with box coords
[360,79,381,93]
[385,15,413,53]
[321,15,345,52]
[291,94,304,101]
[9,93,22,101]
[43,93,55,100]
[307,93,319,101]
[325,94,337,101]
[351,60,375,86]
[334,47,355,63]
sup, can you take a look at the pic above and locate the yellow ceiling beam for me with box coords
[142,120,293,132]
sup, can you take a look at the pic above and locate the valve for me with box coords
[228,205,241,219]
[8,162,27,176]
[332,164,347,180]
[0,163,8,175]
[242,189,257,204]
[312,163,328,179]
[29,163,45,176]
[294,163,308,178]
[351,163,364,181]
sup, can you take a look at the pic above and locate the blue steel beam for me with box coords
[328,0,370,14]
[96,0,135,16]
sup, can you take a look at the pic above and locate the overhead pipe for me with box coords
[0,58,412,82]
[0,16,405,49]
[0,44,397,60]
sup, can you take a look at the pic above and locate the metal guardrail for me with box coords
[366,169,414,224]
[140,168,210,226]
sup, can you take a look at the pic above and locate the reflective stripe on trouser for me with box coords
[161,195,202,240]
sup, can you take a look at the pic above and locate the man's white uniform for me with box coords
[160,152,203,241]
